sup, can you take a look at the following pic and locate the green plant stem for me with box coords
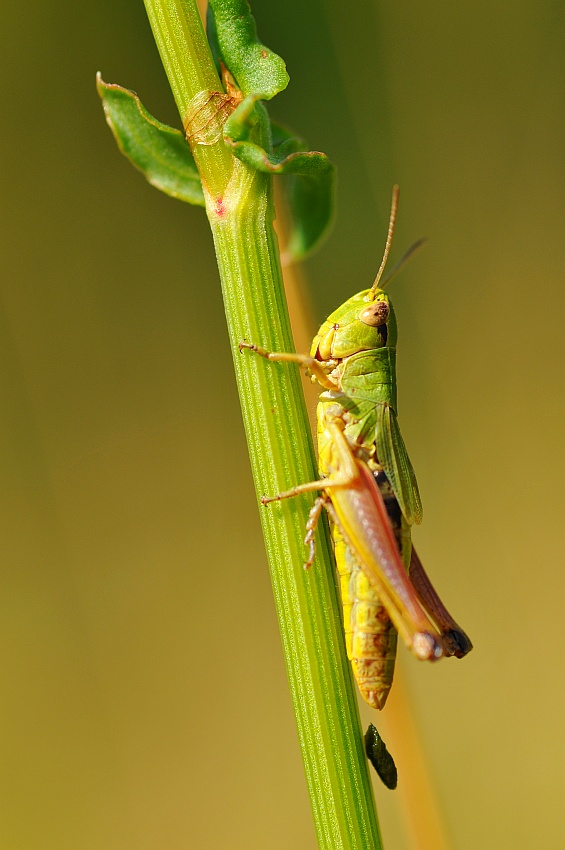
[143,0,232,194]
[142,2,383,847]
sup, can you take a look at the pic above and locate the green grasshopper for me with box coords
[241,187,472,713]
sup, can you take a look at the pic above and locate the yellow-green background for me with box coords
[2,1,564,848]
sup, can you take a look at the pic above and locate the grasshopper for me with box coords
[241,187,472,714]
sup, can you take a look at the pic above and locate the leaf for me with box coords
[225,102,336,260]
[207,0,289,99]
[364,724,398,790]
[273,123,336,262]
[205,4,334,259]
[97,74,204,207]
[205,4,223,78]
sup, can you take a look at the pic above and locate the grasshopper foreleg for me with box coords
[239,341,338,391]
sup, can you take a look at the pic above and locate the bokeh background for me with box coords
[2,1,564,848]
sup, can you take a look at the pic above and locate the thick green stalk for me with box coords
[143,0,232,195]
[142,1,383,847]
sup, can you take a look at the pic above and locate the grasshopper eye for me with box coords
[359,300,389,327]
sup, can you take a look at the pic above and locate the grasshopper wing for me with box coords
[376,403,423,525]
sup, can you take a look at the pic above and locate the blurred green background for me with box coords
[1,1,564,848]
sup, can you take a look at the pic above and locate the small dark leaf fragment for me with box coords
[364,723,398,790]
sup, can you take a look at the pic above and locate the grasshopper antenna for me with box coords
[380,237,428,289]
[370,184,399,296]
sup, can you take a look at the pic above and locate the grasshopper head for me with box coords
[310,186,424,363]
[312,186,404,363]
[311,288,397,362]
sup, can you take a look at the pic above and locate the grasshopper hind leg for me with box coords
[373,469,473,659]
[408,548,473,658]
[303,495,328,570]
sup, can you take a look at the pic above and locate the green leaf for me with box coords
[207,0,289,99]
[97,74,204,207]
[225,102,336,260]
[205,3,334,258]
[273,122,336,262]
[205,3,222,78]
